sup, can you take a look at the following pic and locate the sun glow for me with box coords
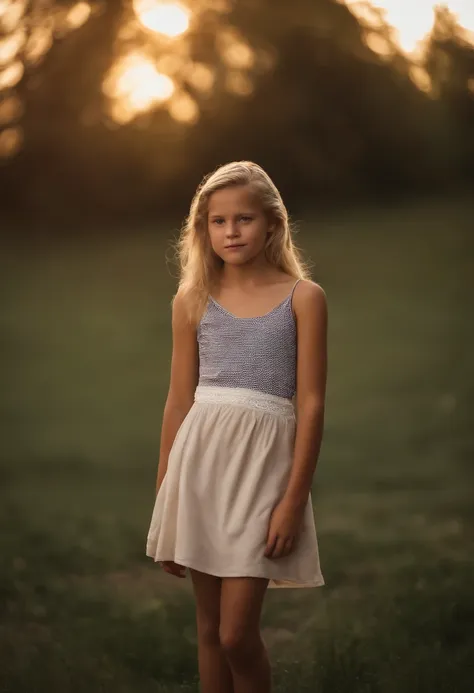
[2,0,472,156]
[0,0,27,34]
[133,1,190,38]
[104,2,263,124]
[104,52,175,123]
[343,1,474,55]
[65,2,92,30]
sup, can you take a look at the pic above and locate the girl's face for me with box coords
[207,184,271,266]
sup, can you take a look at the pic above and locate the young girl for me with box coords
[146,161,327,693]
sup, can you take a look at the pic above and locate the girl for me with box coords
[146,161,327,693]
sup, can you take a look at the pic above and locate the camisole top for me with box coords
[197,279,300,400]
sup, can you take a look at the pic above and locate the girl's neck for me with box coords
[218,261,279,289]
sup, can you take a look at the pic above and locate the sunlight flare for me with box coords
[168,90,199,124]
[218,30,255,70]
[0,60,24,90]
[24,26,53,65]
[65,2,92,30]
[0,27,25,66]
[409,65,432,93]
[133,1,190,38]
[104,52,175,122]
[185,62,215,93]
[342,1,474,55]
[0,0,26,34]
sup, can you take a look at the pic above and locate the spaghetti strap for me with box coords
[291,278,301,297]
[289,278,301,313]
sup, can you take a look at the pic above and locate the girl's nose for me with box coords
[226,221,239,237]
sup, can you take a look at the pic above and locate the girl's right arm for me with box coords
[155,288,199,495]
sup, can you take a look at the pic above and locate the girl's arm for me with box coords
[155,289,199,495]
[282,281,328,510]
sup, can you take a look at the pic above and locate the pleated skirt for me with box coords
[146,385,324,588]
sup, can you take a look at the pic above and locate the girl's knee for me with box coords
[219,625,260,660]
[196,615,221,646]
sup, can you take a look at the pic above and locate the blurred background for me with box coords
[1,1,473,692]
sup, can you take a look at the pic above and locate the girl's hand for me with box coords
[160,560,186,578]
[264,498,305,559]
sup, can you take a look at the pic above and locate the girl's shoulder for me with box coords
[171,287,201,330]
[293,279,327,314]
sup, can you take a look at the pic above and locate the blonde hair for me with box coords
[173,160,312,324]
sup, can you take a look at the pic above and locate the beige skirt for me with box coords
[146,385,324,588]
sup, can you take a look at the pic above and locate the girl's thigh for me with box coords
[189,568,223,639]
[219,576,269,645]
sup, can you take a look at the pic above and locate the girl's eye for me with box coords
[211,216,252,225]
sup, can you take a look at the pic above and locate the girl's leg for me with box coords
[220,576,271,693]
[189,567,234,693]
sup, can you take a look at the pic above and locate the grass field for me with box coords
[1,194,473,692]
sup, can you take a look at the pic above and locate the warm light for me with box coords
[364,31,394,57]
[0,94,23,125]
[409,65,432,93]
[24,27,53,65]
[205,0,232,11]
[105,1,269,124]
[65,2,92,30]
[104,52,175,121]
[0,125,23,158]
[186,62,215,93]
[0,60,24,90]
[343,1,474,56]
[218,31,255,70]
[0,27,25,66]
[0,0,26,33]
[115,57,174,105]
[156,53,186,76]
[109,101,136,125]
[225,70,253,97]
[168,90,199,123]
[133,1,190,38]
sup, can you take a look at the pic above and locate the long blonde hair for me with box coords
[173,161,312,324]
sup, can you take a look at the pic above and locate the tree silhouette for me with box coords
[1,1,473,222]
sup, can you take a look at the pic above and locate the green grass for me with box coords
[1,194,473,692]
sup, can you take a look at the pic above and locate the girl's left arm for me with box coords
[282,280,328,511]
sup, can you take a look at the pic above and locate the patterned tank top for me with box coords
[197,279,300,399]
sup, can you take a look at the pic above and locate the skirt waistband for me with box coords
[194,385,295,419]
